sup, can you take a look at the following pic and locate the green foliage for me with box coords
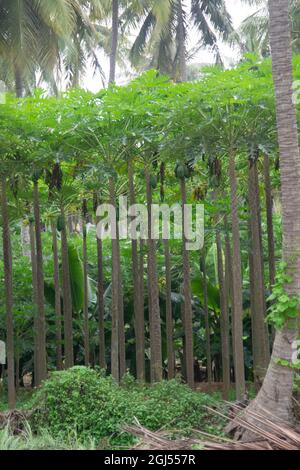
[0,424,96,451]
[31,367,224,448]
[267,262,300,329]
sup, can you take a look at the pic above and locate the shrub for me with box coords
[31,367,224,447]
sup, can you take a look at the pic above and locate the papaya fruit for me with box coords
[150,175,158,189]
[57,215,65,232]
[175,163,186,179]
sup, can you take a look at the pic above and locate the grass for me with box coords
[0,423,97,450]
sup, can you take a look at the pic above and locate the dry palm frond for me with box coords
[125,406,300,451]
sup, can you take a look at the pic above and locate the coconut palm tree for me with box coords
[234,0,300,57]
[129,0,233,81]
[241,0,300,426]
[0,0,105,95]
[109,0,119,83]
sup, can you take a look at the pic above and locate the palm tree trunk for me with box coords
[109,0,119,83]
[177,0,187,82]
[228,149,246,400]
[164,239,175,380]
[1,176,16,409]
[201,249,212,387]
[242,0,300,424]
[51,220,62,371]
[128,160,145,381]
[216,229,231,400]
[180,177,194,388]
[109,177,120,382]
[96,232,106,370]
[263,153,276,292]
[14,64,23,98]
[33,181,47,385]
[82,220,90,366]
[145,169,162,383]
[60,209,74,368]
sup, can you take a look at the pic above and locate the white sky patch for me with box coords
[82,0,258,92]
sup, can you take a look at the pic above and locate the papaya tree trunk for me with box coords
[96,231,106,370]
[29,218,38,384]
[248,154,270,388]
[117,227,126,379]
[201,249,212,386]
[33,180,47,385]
[263,153,276,292]
[164,239,175,380]
[109,177,120,382]
[139,239,146,378]
[60,209,74,368]
[179,177,194,388]
[51,220,62,371]
[128,160,145,381]
[216,228,231,399]
[1,176,16,409]
[228,150,246,400]
[82,220,90,366]
[145,168,162,383]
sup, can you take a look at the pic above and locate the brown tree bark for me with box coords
[33,180,47,386]
[128,160,145,381]
[138,239,146,378]
[60,209,74,368]
[248,154,270,388]
[14,64,23,98]
[228,150,246,400]
[51,220,62,371]
[29,218,38,384]
[96,232,106,370]
[164,239,175,380]
[145,168,162,383]
[201,249,212,387]
[109,177,120,382]
[216,229,231,400]
[242,0,300,424]
[109,0,119,83]
[263,153,276,291]
[177,0,187,82]
[1,176,16,409]
[82,220,90,366]
[117,229,126,379]
[180,177,194,388]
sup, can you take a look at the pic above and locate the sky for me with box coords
[84,0,258,92]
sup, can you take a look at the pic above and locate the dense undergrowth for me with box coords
[0,367,225,449]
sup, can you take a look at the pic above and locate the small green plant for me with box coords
[30,367,225,448]
[267,262,300,329]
